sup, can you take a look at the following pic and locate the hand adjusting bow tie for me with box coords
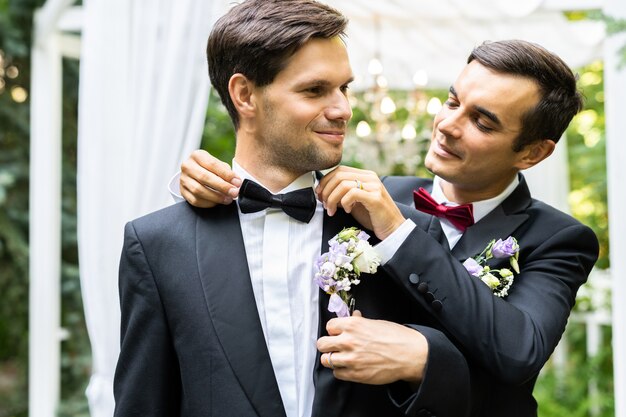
[238,178,317,223]
[413,187,474,232]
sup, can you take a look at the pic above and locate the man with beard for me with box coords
[114,1,471,417]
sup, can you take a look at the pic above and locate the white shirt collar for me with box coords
[431,175,520,223]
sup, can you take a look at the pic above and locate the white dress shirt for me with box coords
[232,161,322,417]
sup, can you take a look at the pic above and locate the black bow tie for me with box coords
[238,178,317,223]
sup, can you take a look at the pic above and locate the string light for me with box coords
[11,86,28,103]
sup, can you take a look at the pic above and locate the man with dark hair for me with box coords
[114,1,471,416]
[177,39,599,416]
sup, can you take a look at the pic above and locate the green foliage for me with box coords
[536,323,614,417]
[567,61,609,268]
[200,91,236,162]
[1,1,91,415]
[0,1,45,415]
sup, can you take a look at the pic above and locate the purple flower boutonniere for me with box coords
[463,236,520,298]
[314,227,381,317]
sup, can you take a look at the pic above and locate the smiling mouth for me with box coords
[434,140,461,159]
[315,130,345,142]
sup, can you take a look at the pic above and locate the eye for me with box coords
[474,119,494,133]
[445,99,459,109]
[340,84,350,95]
[305,86,323,95]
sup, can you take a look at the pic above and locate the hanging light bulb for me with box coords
[356,120,372,137]
[426,97,442,115]
[380,96,396,114]
[401,123,417,140]
[368,57,383,75]
[412,70,428,87]
[376,75,388,88]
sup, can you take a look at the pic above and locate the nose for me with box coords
[436,108,462,139]
[325,90,352,121]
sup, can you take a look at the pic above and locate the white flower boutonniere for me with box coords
[463,236,520,298]
[314,227,381,317]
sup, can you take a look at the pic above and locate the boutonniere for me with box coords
[314,227,381,317]
[462,236,520,298]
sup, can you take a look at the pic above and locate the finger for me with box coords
[320,352,336,369]
[180,182,231,208]
[316,165,345,193]
[184,151,241,197]
[351,309,363,317]
[319,170,379,213]
[191,150,241,186]
[316,335,340,353]
[325,316,353,336]
[332,186,379,215]
[317,166,364,202]
[323,180,357,216]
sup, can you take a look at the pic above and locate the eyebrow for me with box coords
[296,76,354,89]
[449,85,503,128]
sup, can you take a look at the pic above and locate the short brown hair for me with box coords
[206,0,348,129]
[468,40,583,151]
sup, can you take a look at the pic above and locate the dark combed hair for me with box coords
[468,40,584,151]
[206,0,348,129]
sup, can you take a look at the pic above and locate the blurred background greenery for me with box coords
[0,1,616,416]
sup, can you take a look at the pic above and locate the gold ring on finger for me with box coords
[328,352,335,370]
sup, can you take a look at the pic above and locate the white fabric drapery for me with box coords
[325,0,604,90]
[77,1,226,415]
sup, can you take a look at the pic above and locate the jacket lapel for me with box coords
[195,205,286,417]
[311,209,360,417]
[399,184,449,249]
[451,176,532,262]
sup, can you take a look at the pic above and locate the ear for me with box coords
[515,139,556,170]
[228,73,257,119]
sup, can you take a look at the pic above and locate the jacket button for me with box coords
[425,292,435,303]
[409,273,420,284]
[417,282,429,294]
[431,299,443,312]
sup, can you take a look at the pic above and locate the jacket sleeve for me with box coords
[114,221,181,417]
[383,208,599,385]
[388,325,471,417]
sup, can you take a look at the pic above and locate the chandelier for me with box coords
[343,53,444,177]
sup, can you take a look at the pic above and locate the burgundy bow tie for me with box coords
[413,187,474,232]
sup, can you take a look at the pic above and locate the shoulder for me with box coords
[130,201,195,231]
[125,202,214,249]
[522,198,599,259]
[510,177,598,246]
[527,198,592,233]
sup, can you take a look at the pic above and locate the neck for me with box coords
[234,146,306,194]
[439,174,518,204]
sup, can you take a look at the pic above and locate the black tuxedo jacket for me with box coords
[381,174,599,417]
[114,201,472,417]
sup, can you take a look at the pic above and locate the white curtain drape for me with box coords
[77,1,226,415]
